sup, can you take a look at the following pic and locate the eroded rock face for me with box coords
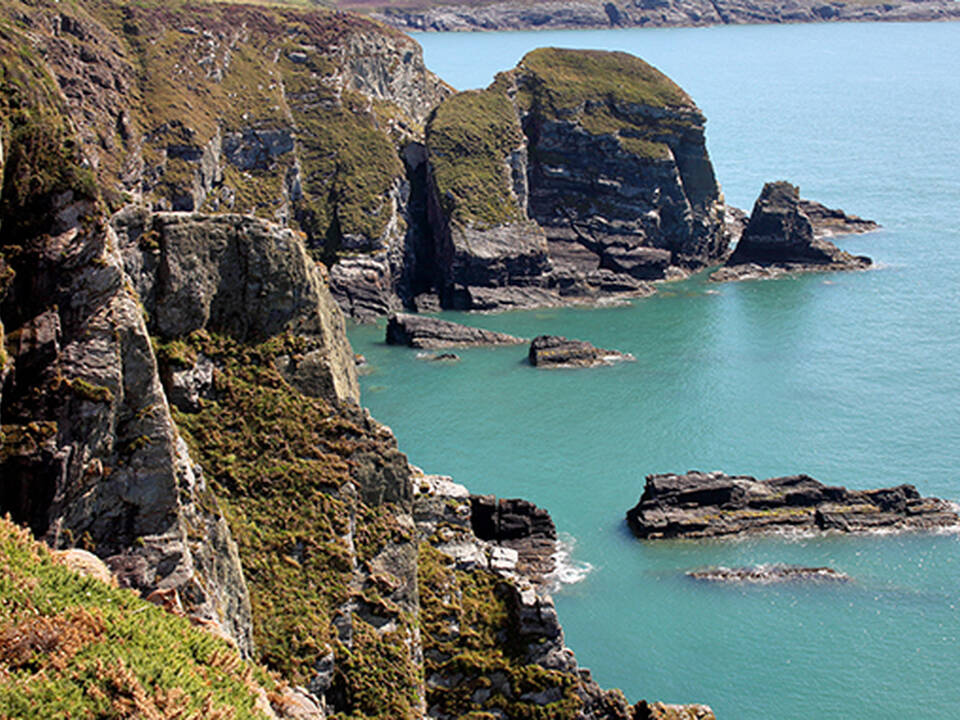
[114,207,359,404]
[626,471,959,539]
[0,194,254,656]
[424,48,727,312]
[386,312,525,349]
[529,334,634,368]
[712,181,872,282]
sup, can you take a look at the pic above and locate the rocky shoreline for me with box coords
[626,471,959,539]
[386,312,525,348]
[369,0,960,33]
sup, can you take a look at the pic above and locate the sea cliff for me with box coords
[0,1,715,717]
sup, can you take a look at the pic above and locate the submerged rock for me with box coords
[627,471,959,539]
[687,564,851,583]
[386,312,525,348]
[528,334,634,368]
[711,181,872,282]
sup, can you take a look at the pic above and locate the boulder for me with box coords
[528,335,634,368]
[386,313,525,349]
[627,471,958,539]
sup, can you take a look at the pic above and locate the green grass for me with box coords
[0,517,272,720]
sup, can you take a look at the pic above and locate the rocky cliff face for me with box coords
[1,3,717,716]
[422,48,728,311]
[370,0,960,32]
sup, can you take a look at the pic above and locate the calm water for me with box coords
[349,22,960,719]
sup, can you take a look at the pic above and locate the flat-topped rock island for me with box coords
[627,471,959,539]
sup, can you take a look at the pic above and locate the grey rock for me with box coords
[712,181,872,282]
[114,207,359,404]
[528,334,634,368]
[386,313,525,349]
[1,197,254,657]
[375,0,960,33]
[687,563,851,583]
[627,470,959,539]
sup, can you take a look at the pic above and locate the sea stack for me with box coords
[711,181,872,282]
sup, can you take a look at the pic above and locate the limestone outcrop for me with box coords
[529,334,634,368]
[371,0,960,32]
[386,312,525,348]
[627,471,959,539]
[711,181,872,282]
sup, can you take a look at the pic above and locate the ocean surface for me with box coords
[348,21,960,719]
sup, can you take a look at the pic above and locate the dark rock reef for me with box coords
[711,181,872,282]
[687,564,851,583]
[386,312,525,348]
[627,471,959,539]
[370,0,960,33]
[529,334,635,368]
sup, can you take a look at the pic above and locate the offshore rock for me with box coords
[687,564,851,583]
[386,312,525,349]
[626,471,959,539]
[711,181,872,282]
[799,199,881,238]
[528,334,634,368]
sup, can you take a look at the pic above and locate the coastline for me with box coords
[366,0,960,33]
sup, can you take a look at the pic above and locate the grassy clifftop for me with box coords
[0,517,273,719]
[426,79,525,228]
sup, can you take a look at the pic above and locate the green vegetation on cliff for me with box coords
[426,80,525,228]
[0,517,271,719]
[0,26,99,239]
[164,331,422,719]
[516,48,696,160]
[418,544,583,719]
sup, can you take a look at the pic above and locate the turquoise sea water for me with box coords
[349,22,960,719]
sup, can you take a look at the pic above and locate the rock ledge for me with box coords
[627,471,958,539]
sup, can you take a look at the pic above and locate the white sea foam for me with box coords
[544,533,593,592]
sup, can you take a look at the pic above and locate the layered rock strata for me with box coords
[371,0,960,32]
[386,312,525,348]
[470,494,558,584]
[799,199,880,238]
[423,48,728,311]
[711,181,872,282]
[529,334,635,368]
[627,471,959,539]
